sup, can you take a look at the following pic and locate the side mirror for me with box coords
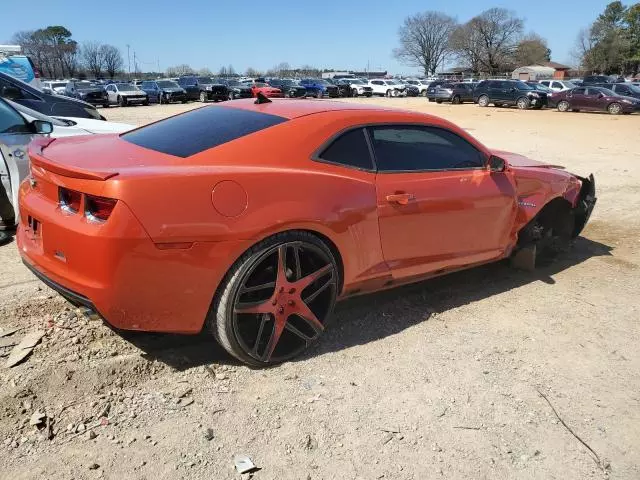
[32,120,53,135]
[488,156,507,172]
[1,86,23,100]
[598,93,604,98]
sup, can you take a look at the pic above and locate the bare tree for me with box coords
[82,41,104,78]
[515,33,551,66]
[227,64,236,76]
[101,44,123,79]
[219,66,228,76]
[393,12,457,76]
[166,64,193,77]
[198,67,213,76]
[245,67,261,77]
[451,8,524,75]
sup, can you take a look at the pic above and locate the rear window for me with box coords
[122,106,288,158]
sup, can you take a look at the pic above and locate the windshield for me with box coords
[51,82,67,88]
[76,82,97,90]
[626,84,640,94]
[563,81,577,89]
[157,80,179,88]
[407,80,419,85]
[116,83,138,91]
[5,98,68,126]
[386,80,398,85]
[226,80,242,86]
[197,77,213,84]
[316,79,330,85]
[515,81,533,90]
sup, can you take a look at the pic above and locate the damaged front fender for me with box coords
[572,174,596,237]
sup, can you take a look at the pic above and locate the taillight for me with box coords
[85,195,117,222]
[59,187,82,213]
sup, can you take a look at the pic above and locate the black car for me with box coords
[139,80,187,104]
[404,83,420,97]
[267,79,307,98]
[582,75,619,85]
[591,82,640,99]
[328,79,354,97]
[473,79,548,109]
[214,78,254,100]
[0,71,104,120]
[64,81,109,107]
[176,76,228,102]
[428,83,475,104]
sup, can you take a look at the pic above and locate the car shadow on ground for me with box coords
[123,236,612,370]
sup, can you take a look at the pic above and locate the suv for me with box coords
[473,80,547,109]
[428,83,475,104]
[139,80,187,104]
[582,75,617,85]
[0,71,104,120]
[176,76,228,102]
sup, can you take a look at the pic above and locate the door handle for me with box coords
[386,193,415,205]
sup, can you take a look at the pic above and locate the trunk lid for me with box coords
[28,134,179,181]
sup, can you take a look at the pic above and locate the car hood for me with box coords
[230,85,252,91]
[76,88,105,94]
[55,117,135,135]
[161,87,184,93]
[491,150,565,170]
[119,90,147,96]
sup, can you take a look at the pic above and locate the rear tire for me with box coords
[452,95,461,105]
[117,95,127,107]
[557,100,570,112]
[477,95,489,107]
[316,90,323,99]
[209,231,339,367]
[200,91,208,103]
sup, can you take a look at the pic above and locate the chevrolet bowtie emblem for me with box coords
[29,178,37,187]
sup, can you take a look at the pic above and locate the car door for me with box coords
[0,99,38,219]
[105,85,115,104]
[567,87,588,109]
[582,88,605,111]
[371,125,518,278]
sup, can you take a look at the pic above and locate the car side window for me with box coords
[317,128,373,171]
[573,87,586,95]
[370,126,485,172]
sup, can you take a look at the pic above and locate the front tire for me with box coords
[315,90,323,99]
[516,97,530,110]
[386,89,392,97]
[200,91,208,103]
[477,95,489,107]
[608,102,622,115]
[118,95,127,107]
[452,95,461,105]
[210,232,339,367]
[557,100,570,112]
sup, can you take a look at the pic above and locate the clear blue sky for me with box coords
[3,0,611,75]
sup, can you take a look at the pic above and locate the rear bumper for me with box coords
[573,174,596,237]
[17,181,251,334]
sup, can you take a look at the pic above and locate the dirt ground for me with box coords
[1,98,639,480]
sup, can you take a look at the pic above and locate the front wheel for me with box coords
[516,97,530,110]
[315,90,323,99]
[452,95,461,105]
[477,95,489,107]
[608,102,622,115]
[210,232,339,367]
[117,95,126,107]
[386,89,392,97]
[200,91,208,103]
[352,88,358,97]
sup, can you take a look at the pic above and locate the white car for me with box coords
[404,79,429,96]
[369,79,406,97]
[342,79,373,97]
[42,80,68,95]
[539,80,577,93]
[0,98,133,226]
[104,82,149,107]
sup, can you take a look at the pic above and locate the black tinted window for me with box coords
[370,126,484,172]
[573,88,586,95]
[319,128,373,170]
[122,106,288,158]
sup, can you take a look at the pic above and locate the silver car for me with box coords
[42,80,68,95]
[0,98,52,228]
[104,82,149,106]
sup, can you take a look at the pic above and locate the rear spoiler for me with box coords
[28,138,119,181]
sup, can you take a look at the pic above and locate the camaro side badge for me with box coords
[518,199,536,208]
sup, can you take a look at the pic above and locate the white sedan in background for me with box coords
[369,79,406,97]
[538,80,577,93]
[0,98,133,227]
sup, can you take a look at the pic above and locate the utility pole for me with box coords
[126,44,131,80]
[157,58,160,74]
[133,51,137,75]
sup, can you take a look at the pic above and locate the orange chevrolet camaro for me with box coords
[17,98,596,366]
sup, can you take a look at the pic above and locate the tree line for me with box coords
[393,8,551,76]
[10,26,125,79]
[575,1,640,75]
[164,62,324,79]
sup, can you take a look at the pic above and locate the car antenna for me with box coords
[254,92,272,104]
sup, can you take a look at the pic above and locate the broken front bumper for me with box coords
[573,174,597,237]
